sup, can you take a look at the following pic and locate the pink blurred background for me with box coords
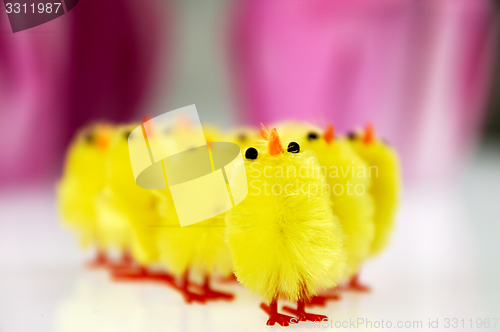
[0,0,498,185]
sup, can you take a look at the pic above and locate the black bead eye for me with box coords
[238,134,247,141]
[85,132,95,144]
[124,131,132,140]
[245,147,258,160]
[347,132,357,140]
[307,132,319,141]
[287,142,300,153]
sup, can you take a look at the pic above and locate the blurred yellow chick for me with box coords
[152,124,234,303]
[276,122,375,292]
[224,126,259,150]
[345,123,401,257]
[154,189,234,303]
[201,123,224,144]
[57,122,113,266]
[225,128,346,326]
[95,124,165,277]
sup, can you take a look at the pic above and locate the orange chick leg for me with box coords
[112,265,177,287]
[260,298,294,326]
[176,269,206,304]
[345,273,371,292]
[86,250,108,269]
[116,250,134,268]
[283,299,328,323]
[199,274,234,301]
[306,288,341,307]
[112,265,148,280]
[104,250,135,271]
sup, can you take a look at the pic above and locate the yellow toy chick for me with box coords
[345,123,401,257]
[57,122,113,266]
[152,124,234,303]
[95,124,166,277]
[276,122,375,292]
[225,128,346,326]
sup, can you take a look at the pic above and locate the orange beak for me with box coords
[142,115,155,141]
[268,128,284,156]
[363,122,376,144]
[324,124,334,144]
[95,131,110,151]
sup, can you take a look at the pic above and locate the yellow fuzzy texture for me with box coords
[152,123,233,278]
[95,124,160,263]
[225,143,346,302]
[154,189,233,278]
[57,123,111,248]
[275,122,375,279]
[346,134,401,256]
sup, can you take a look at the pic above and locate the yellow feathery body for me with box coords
[225,142,346,302]
[154,189,233,278]
[152,123,233,278]
[346,131,401,256]
[96,124,161,264]
[276,122,375,279]
[57,123,111,248]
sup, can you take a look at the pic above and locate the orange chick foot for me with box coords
[202,287,234,301]
[283,306,328,323]
[283,300,328,323]
[146,271,176,285]
[111,267,151,281]
[86,253,108,269]
[180,289,206,304]
[345,274,371,292]
[197,276,234,301]
[260,303,294,327]
[108,252,135,271]
[306,292,341,307]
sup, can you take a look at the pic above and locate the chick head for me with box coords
[241,126,324,188]
[67,122,114,176]
[105,124,139,185]
[343,122,380,145]
[273,121,338,154]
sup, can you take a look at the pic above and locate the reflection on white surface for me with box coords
[1,144,499,331]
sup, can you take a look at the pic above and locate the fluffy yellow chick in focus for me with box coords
[345,123,401,257]
[57,123,113,267]
[276,122,375,292]
[225,128,346,326]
